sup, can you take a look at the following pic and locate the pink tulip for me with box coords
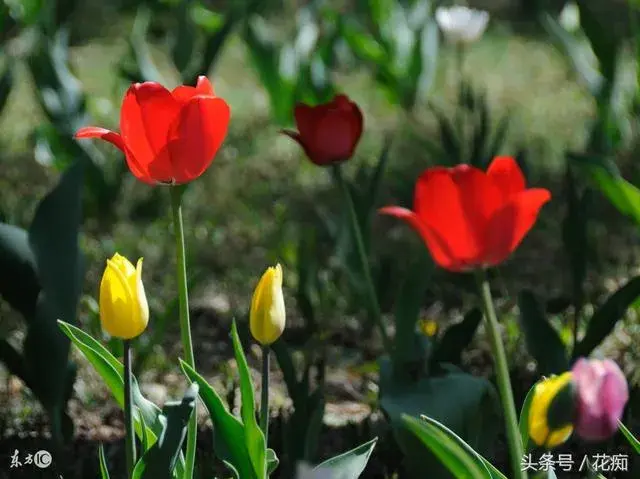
[572,358,629,441]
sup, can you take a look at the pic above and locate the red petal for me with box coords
[293,104,317,146]
[313,112,356,162]
[378,206,461,270]
[487,156,526,199]
[76,126,151,182]
[483,188,551,265]
[414,168,485,266]
[171,76,216,105]
[120,82,181,170]
[75,127,126,152]
[164,95,230,183]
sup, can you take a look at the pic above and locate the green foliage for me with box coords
[431,308,483,367]
[181,321,269,478]
[0,161,84,443]
[380,359,500,478]
[98,444,111,479]
[314,437,378,478]
[132,384,199,479]
[272,338,325,477]
[618,421,640,454]
[341,0,438,111]
[57,320,185,478]
[427,81,512,168]
[402,415,505,479]
[518,291,568,375]
[242,4,338,125]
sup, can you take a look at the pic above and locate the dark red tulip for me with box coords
[283,94,363,166]
[379,157,551,272]
[75,76,230,185]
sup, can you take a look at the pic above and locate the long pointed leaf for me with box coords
[402,415,493,479]
[180,360,255,479]
[230,321,266,478]
[315,437,378,478]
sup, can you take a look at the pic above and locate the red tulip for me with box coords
[75,76,230,185]
[282,94,363,166]
[379,157,551,271]
[572,358,629,442]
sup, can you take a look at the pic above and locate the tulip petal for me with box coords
[414,168,484,266]
[75,126,150,183]
[487,156,526,198]
[120,82,181,169]
[483,187,551,265]
[165,95,230,183]
[378,206,462,271]
[449,163,502,241]
[293,104,318,146]
[75,126,126,152]
[171,76,215,104]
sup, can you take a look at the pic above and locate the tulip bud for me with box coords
[528,372,576,448]
[99,253,149,339]
[250,264,286,346]
[572,358,629,442]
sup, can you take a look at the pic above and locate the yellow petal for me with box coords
[99,254,149,339]
[250,264,286,345]
[528,372,574,448]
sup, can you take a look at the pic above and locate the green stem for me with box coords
[455,43,466,164]
[260,345,270,444]
[123,339,136,478]
[475,270,526,479]
[170,186,197,479]
[331,165,393,353]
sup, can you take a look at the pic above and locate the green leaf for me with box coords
[402,415,493,478]
[230,321,266,478]
[575,276,640,358]
[56,320,186,477]
[24,161,84,440]
[98,444,110,479]
[139,408,150,452]
[0,61,13,115]
[540,13,602,96]
[571,153,640,227]
[315,437,378,478]
[171,0,196,76]
[180,360,256,479]
[518,291,568,375]
[618,421,640,454]
[132,384,198,479]
[266,449,279,475]
[380,361,500,477]
[432,308,482,366]
[0,223,39,318]
[518,380,542,453]
[392,249,433,371]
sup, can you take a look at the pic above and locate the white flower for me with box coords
[295,462,333,479]
[435,6,490,44]
[559,2,580,33]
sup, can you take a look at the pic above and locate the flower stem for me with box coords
[169,186,197,479]
[331,165,393,353]
[260,345,270,444]
[123,339,136,478]
[475,270,526,479]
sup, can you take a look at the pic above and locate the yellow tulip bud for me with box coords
[99,253,149,339]
[418,318,438,337]
[528,372,575,448]
[250,264,285,346]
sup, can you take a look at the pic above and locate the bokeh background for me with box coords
[1,0,639,477]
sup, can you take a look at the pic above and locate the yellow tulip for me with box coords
[99,253,149,339]
[528,372,575,448]
[250,264,285,345]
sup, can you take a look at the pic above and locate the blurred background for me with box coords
[1,0,640,477]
